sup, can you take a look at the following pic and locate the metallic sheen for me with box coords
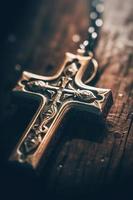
[10,52,113,170]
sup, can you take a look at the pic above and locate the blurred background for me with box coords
[0,0,133,200]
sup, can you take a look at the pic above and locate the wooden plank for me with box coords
[0,0,133,199]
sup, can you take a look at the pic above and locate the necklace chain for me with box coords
[77,0,104,56]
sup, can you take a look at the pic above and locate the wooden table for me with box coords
[0,0,133,199]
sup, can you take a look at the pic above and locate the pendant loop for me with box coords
[84,58,98,84]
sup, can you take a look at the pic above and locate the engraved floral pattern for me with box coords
[17,59,104,161]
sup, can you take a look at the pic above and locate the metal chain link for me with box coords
[77,0,104,56]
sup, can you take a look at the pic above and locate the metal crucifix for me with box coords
[10,52,113,170]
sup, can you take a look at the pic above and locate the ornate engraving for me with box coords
[19,101,59,160]
[10,53,113,168]
[75,89,96,101]
[18,78,100,160]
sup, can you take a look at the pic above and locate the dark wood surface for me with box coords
[0,0,133,199]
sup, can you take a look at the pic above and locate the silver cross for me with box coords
[10,52,113,170]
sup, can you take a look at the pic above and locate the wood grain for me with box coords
[0,0,133,199]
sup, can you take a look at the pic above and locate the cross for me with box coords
[10,52,113,170]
